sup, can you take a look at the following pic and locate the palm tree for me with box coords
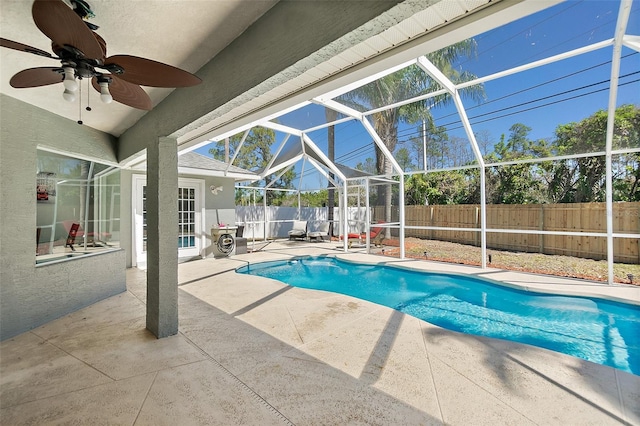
[79,160,90,225]
[338,39,485,230]
[325,107,338,236]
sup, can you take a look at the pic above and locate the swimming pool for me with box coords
[237,256,640,375]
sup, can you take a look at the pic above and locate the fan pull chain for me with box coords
[86,78,92,112]
[77,79,83,125]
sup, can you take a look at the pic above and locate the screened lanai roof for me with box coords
[189,0,638,194]
[177,0,638,284]
[251,130,374,183]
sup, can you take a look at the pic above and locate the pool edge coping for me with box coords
[234,252,640,307]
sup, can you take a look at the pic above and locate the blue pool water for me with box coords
[178,235,195,248]
[237,256,640,375]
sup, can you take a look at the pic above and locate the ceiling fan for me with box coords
[0,0,201,112]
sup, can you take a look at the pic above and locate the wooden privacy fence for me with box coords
[378,202,640,264]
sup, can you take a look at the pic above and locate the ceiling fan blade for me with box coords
[93,32,107,59]
[10,67,63,88]
[92,75,152,110]
[0,38,54,58]
[32,0,103,60]
[105,55,201,87]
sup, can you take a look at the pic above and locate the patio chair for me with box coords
[61,220,112,248]
[339,222,385,248]
[369,224,385,247]
[288,220,308,241]
[307,221,330,242]
[339,232,362,248]
[65,222,79,251]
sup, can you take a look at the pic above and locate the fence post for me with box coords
[539,204,545,254]
[430,206,434,240]
[475,206,479,247]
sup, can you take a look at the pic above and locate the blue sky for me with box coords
[438,0,639,142]
[196,0,639,190]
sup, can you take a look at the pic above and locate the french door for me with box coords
[133,176,204,266]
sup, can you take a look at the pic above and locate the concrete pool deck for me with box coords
[2,240,639,425]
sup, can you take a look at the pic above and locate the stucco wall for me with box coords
[201,175,236,258]
[0,95,126,341]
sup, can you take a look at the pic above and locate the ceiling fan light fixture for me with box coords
[62,66,77,91]
[2,0,202,111]
[99,80,112,103]
[62,88,76,102]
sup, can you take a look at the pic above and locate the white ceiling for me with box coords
[0,0,278,136]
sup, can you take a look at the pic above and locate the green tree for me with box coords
[395,147,415,171]
[405,170,474,205]
[404,173,430,205]
[410,119,450,169]
[288,190,329,207]
[612,152,640,201]
[338,40,485,228]
[210,127,296,204]
[550,105,640,203]
[485,124,552,204]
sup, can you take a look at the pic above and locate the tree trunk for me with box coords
[79,160,89,223]
[384,158,393,239]
[373,116,397,238]
[375,144,386,207]
[325,107,337,236]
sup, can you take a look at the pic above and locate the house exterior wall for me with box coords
[0,95,125,341]
[200,175,237,258]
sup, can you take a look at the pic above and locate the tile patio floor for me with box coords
[1,241,639,425]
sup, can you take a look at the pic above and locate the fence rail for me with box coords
[237,203,640,263]
[401,202,640,264]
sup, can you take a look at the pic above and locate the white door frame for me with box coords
[132,175,205,267]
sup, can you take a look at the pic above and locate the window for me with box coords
[36,150,120,264]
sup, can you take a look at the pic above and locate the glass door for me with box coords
[177,186,198,256]
[134,176,203,266]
